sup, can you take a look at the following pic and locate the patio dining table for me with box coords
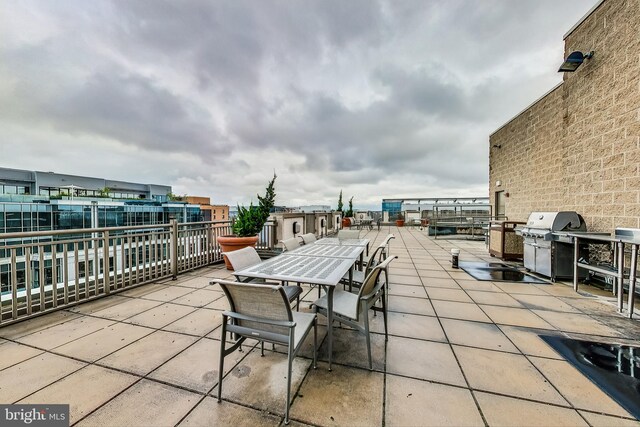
[233,238,369,369]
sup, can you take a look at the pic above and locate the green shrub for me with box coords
[233,174,277,237]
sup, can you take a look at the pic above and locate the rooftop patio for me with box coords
[1,227,639,426]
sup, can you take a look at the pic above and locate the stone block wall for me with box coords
[490,0,640,232]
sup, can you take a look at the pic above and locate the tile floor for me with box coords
[0,227,639,426]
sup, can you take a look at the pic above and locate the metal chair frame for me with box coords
[216,280,317,424]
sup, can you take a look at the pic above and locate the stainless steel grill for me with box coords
[518,211,587,280]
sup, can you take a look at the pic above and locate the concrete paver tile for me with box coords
[387,336,466,386]
[149,338,245,393]
[99,330,198,375]
[124,303,196,329]
[475,392,587,426]
[457,280,502,293]
[388,284,428,298]
[512,294,582,313]
[76,379,199,427]
[0,341,44,370]
[480,305,555,329]
[386,312,447,341]
[162,307,222,336]
[179,396,281,426]
[17,316,115,350]
[213,348,310,415]
[432,300,492,323]
[454,346,567,405]
[0,353,86,402]
[578,411,640,427]
[18,365,138,424]
[0,311,82,340]
[388,295,435,316]
[494,282,550,295]
[140,285,195,302]
[467,290,524,307]
[54,322,151,361]
[530,356,634,417]
[498,326,563,359]
[172,288,222,307]
[289,364,384,426]
[427,288,473,303]
[531,310,622,337]
[386,375,484,427]
[90,297,163,320]
[441,318,519,353]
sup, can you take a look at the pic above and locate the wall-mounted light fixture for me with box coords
[496,180,502,187]
[558,51,594,72]
[492,144,502,149]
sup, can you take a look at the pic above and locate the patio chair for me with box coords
[223,247,302,310]
[341,242,387,291]
[300,233,317,244]
[337,229,360,239]
[216,280,317,425]
[360,234,395,268]
[313,255,397,370]
[280,237,301,252]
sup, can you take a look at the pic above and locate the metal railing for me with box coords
[0,219,277,326]
[429,215,499,240]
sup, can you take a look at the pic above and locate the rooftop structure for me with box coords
[0,227,637,425]
[0,167,203,233]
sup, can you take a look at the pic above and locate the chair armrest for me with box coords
[223,311,296,328]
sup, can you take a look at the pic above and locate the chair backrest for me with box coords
[363,244,386,276]
[216,279,293,337]
[380,234,395,258]
[281,237,301,252]
[358,255,398,305]
[300,233,317,244]
[223,246,262,271]
[337,230,360,239]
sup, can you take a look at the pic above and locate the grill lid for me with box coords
[525,211,586,232]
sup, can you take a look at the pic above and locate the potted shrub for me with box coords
[218,175,276,269]
[395,212,405,227]
[342,196,354,228]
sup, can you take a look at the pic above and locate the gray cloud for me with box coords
[0,0,599,210]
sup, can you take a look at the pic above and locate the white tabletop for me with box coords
[315,238,369,246]
[234,254,354,286]
[288,243,364,258]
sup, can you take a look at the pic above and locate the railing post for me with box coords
[206,223,214,264]
[170,219,178,280]
[103,230,111,294]
[271,221,278,249]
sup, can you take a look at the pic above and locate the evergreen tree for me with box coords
[257,173,277,224]
[337,190,343,212]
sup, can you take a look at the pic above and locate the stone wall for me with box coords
[489,0,640,232]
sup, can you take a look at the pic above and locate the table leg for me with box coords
[617,242,625,313]
[348,266,353,293]
[628,244,637,319]
[327,285,334,371]
[573,239,579,292]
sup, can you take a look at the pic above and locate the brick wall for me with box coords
[489,0,640,232]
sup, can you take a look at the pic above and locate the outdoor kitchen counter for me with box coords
[560,231,639,318]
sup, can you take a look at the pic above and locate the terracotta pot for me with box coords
[217,235,259,270]
[341,218,351,228]
[395,219,405,227]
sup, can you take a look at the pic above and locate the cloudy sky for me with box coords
[0,0,597,210]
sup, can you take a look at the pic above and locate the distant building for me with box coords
[185,196,229,221]
[0,167,202,233]
[298,205,332,213]
[381,197,490,222]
